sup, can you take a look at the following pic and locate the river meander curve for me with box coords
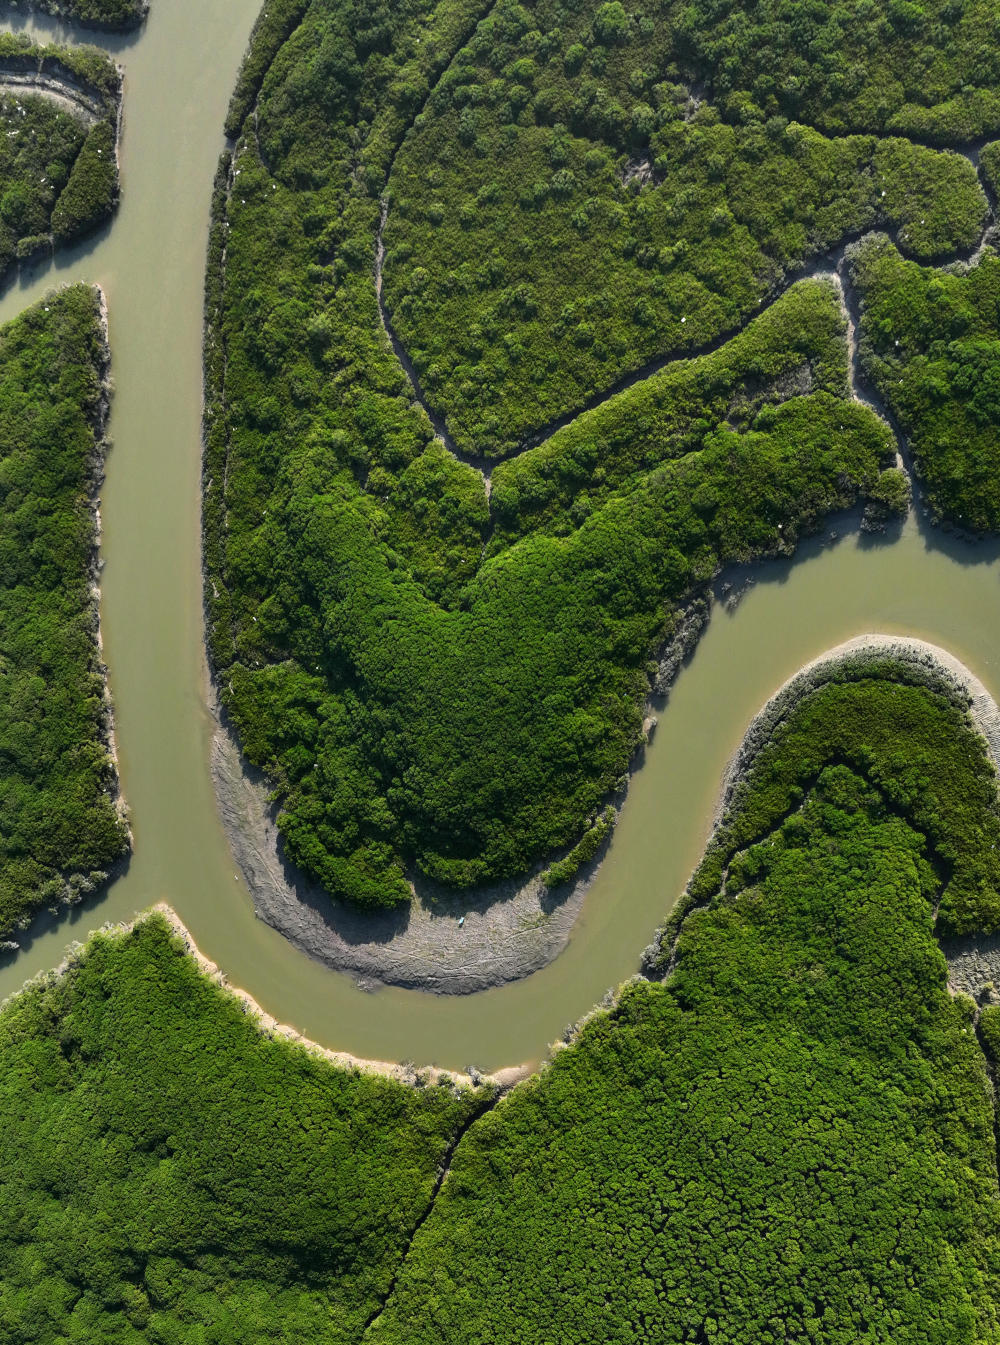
[0,0,998,1073]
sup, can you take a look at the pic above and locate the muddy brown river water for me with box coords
[0,0,997,1073]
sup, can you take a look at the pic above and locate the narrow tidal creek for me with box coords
[0,0,997,1073]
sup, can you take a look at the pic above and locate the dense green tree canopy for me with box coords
[852,235,1000,531]
[6,661,1000,1342]
[0,287,129,938]
[7,0,147,27]
[53,0,146,27]
[0,36,121,277]
[205,0,1000,910]
[374,663,1000,1343]
[384,0,989,455]
[0,916,489,1342]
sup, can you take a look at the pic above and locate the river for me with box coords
[0,0,997,1073]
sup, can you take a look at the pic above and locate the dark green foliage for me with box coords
[50,120,117,243]
[223,0,311,138]
[863,463,910,525]
[0,94,85,272]
[852,236,1000,530]
[0,915,488,1342]
[678,0,1000,142]
[0,287,129,936]
[7,669,1000,1342]
[980,141,1000,199]
[978,1003,1000,1062]
[212,249,890,903]
[206,0,901,910]
[384,0,987,455]
[8,0,147,29]
[374,672,1000,1343]
[684,661,1000,937]
[541,803,615,888]
[487,278,853,544]
[0,40,120,277]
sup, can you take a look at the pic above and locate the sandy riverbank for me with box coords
[5,901,531,1091]
[645,633,1000,995]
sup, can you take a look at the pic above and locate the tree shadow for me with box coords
[269,818,414,948]
[0,847,132,967]
[4,213,114,297]
[0,3,144,53]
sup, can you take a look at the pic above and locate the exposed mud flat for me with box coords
[211,700,601,994]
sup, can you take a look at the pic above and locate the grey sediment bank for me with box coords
[648,633,1000,997]
[206,593,705,996]
[210,695,603,996]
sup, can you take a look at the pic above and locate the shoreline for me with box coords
[0,66,104,121]
[197,639,1000,1078]
[210,690,605,995]
[91,282,128,828]
[639,633,1000,985]
[3,901,532,1092]
[206,566,709,997]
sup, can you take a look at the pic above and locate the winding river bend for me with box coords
[0,0,998,1072]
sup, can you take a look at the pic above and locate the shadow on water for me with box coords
[0,850,132,974]
[4,216,113,300]
[712,512,860,608]
[911,505,1000,567]
[718,500,1000,617]
[0,4,143,52]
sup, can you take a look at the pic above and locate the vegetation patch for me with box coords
[0,914,491,1342]
[0,36,122,278]
[0,286,129,939]
[7,664,1000,1341]
[205,0,923,913]
[852,234,1000,532]
[384,12,987,456]
[373,667,1000,1343]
